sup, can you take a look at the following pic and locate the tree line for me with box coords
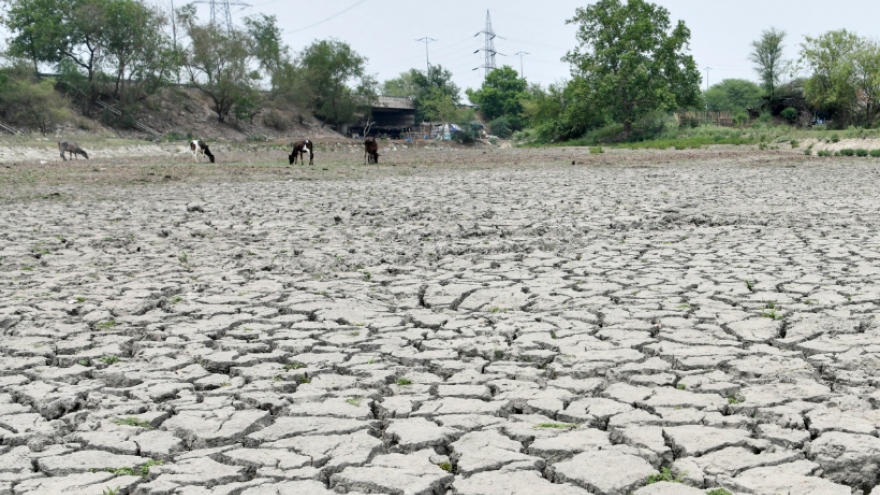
[1,0,878,140]
[0,0,376,131]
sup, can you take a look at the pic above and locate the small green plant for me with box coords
[761,309,783,321]
[220,382,232,387]
[789,139,799,148]
[840,148,855,156]
[870,149,880,157]
[102,488,121,495]
[283,363,305,371]
[817,149,832,157]
[396,378,413,386]
[97,320,117,330]
[438,462,453,472]
[676,384,686,390]
[744,280,754,292]
[114,417,152,429]
[766,301,776,309]
[170,296,183,304]
[78,359,91,367]
[830,133,840,143]
[101,355,120,365]
[76,296,87,303]
[706,490,733,495]
[804,148,812,156]
[856,149,869,157]
[488,307,501,313]
[346,397,362,407]
[178,252,189,264]
[646,467,683,484]
[727,394,745,405]
[22,266,34,271]
[589,146,604,154]
[534,423,578,430]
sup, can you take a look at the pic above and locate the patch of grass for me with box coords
[727,394,745,405]
[646,467,684,484]
[676,384,686,390]
[870,149,880,158]
[76,296,87,303]
[78,359,91,367]
[438,462,453,472]
[169,296,183,304]
[346,397,362,407]
[840,148,855,157]
[282,363,305,371]
[97,320,117,330]
[744,280,754,292]
[21,266,34,271]
[706,490,733,495]
[114,417,152,429]
[761,309,783,321]
[534,423,578,430]
[856,149,869,157]
[100,355,120,365]
[102,488,120,495]
[396,378,413,386]
[488,307,501,313]
[588,146,604,154]
[220,382,232,387]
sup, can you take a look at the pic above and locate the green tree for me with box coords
[466,65,529,130]
[750,28,789,103]
[410,65,461,122]
[522,82,565,127]
[563,0,701,134]
[800,30,861,124]
[381,70,419,98]
[244,14,286,77]
[103,0,174,101]
[0,63,71,133]
[852,40,880,125]
[704,79,763,113]
[3,0,65,76]
[299,39,376,127]
[183,19,258,123]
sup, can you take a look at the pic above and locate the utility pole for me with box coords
[474,10,504,77]
[514,51,530,79]
[704,67,712,110]
[416,37,437,75]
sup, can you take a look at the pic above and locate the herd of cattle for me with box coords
[56,138,381,165]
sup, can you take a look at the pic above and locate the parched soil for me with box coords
[2,145,880,495]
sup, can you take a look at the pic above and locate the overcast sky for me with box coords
[206,0,876,101]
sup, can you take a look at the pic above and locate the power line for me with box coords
[281,0,369,34]
[190,0,250,32]
[416,37,437,74]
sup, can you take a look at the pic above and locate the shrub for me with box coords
[261,109,290,131]
[830,133,840,143]
[780,107,798,123]
[840,149,855,156]
[870,149,880,157]
[488,116,513,139]
[856,149,869,157]
[0,77,71,133]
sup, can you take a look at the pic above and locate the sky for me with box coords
[204,0,876,101]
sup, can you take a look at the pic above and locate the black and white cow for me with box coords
[190,140,215,163]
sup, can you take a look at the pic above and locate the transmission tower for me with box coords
[474,10,504,77]
[191,0,251,32]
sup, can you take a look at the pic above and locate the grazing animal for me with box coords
[190,140,215,163]
[58,141,88,160]
[288,140,314,165]
[364,137,379,165]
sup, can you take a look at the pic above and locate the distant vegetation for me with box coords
[0,0,878,144]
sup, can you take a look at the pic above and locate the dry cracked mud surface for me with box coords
[3,148,880,495]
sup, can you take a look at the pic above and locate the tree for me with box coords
[750,28,789,103]
[799,30,865,125]
[563,0,701,134]
[299,39,376,127]
[183,17,258,123]
[381,70,418,98]
[3,0,65,76]
[0,62,71,133]
[466,65,529,130]
[852,40,880,125]
[410,65,460,122]
[704,79,763,113]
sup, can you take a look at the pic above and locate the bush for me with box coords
[856,149,869,157]
[488,116,513,139]
[758,111,772,123]
[261,109,291,131]
[840,149,855,156]
[870,149,880,157]
[817,150,831,157]
[455,122,479,144]
[0,77,71,133]
[830,133,840,143]
[780,107,798,123]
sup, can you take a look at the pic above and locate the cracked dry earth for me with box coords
[4,151,880,495]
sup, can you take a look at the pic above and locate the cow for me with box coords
[58,141,89,160]
[364,137,379,165]
[288,140,314,165]
[190,140,215,163]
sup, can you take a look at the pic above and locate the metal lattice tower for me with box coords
[192,0,251,32]
[474,10,504,77]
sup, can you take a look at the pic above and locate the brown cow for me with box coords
[289,140,314,165]
[364,137,378,165]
